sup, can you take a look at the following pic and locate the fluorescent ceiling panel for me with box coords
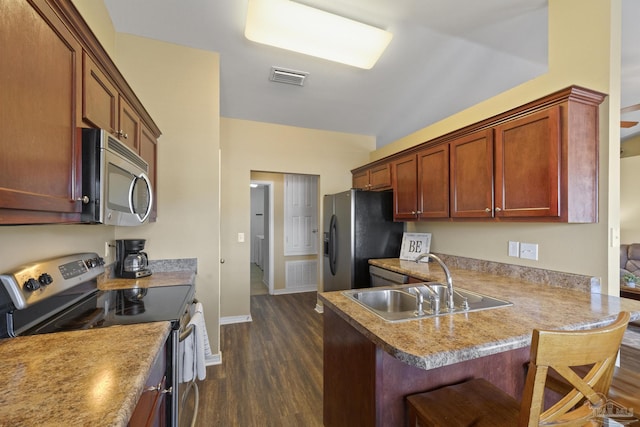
[245,0,393,70]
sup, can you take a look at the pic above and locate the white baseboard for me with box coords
[220,314,252,325]
[272,285,317,295]
[205,351,222,366]
[314,303,324,313]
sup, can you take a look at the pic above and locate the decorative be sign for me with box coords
[400,233,432,262]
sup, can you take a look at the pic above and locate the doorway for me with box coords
[250,171,320,295]
[250,180,274,295]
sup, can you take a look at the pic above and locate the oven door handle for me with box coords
[179,323,195,342]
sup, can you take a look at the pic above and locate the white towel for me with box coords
[191,302,215,364]
[180,305,207,382]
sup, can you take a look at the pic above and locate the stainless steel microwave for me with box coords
[81,128,153,226]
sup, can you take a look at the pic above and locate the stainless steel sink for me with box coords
[343,283,512,322]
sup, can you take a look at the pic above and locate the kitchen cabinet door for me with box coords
[82,51,118,134]
[450,129,494,218]
[119,97,141,153]
[352,170,370,190]
[0,0,83,224]
[352,163,392,191]
[369,163,392,190]
[140,124,158,222]
[417,144,450,219]
[494,106,560,218]
[392,154,419,220]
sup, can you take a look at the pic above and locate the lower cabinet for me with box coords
[129,343,168,427]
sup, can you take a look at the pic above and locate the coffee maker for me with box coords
[115,239,152,278]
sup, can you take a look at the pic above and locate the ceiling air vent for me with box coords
[269,67,309,86]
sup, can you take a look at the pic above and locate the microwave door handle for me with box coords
[128,172,153,222]
[139,172,153,222]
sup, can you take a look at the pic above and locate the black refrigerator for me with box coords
[323,189,404,291]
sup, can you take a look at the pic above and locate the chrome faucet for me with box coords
[408,284,440,315]
[415,253,455,312]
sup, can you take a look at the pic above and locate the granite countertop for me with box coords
[0,321,170,426]
[319,258,640,370]
[98,271,195,291]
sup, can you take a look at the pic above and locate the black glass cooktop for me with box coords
[16,284,195,336]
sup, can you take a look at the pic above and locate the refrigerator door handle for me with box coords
[329,214,337,275]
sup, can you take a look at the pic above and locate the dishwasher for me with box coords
[369,265,409,287]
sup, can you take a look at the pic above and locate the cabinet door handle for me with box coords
[495,207,502,212]
[485,208,491,212]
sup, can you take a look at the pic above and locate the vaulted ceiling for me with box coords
[104,0,640,148]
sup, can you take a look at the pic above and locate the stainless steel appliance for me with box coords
[323,189,404,291]
[369,265,409,287]
[81,128,153,226]
[116,238,152,278]
[0,253,197,426]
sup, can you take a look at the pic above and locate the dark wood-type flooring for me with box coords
[194,292,640,426]
[197,292,323,427]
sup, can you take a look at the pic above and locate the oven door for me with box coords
[175,309,199,427]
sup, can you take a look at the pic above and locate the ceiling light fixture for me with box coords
[245,0,393,70]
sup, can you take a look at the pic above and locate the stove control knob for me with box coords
[86,259,97,268]
[38,273,53,286]
[24,278,41,291]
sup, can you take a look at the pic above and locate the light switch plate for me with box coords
[520,242,538,261]
[238,232,245,243]
[508,241,520,257]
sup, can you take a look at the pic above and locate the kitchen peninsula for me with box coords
[319,258,640,426]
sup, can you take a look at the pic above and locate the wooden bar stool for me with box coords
[406,312,631,427]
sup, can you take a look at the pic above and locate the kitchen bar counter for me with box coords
[0,321,170,426]
[320,258,640,370]
[320,258,640,426]
[99,271,195,291]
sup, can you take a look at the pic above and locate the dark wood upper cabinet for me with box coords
[82,51,118,134]
[494,106,560,219]
[418,143,450,219]
[391,145,450,221]
[118,97,141,153]
[450,129,494,218]
[356,86,605,223]
[352,163,392,191]
[391,154,418,220]
[1,0,161,225]
[0,0,83,224]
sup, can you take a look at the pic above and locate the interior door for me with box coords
[284,174,318,256]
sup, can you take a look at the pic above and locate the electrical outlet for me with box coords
[520,242,538,261]
[104,241,110,258]
[508,241,520,257]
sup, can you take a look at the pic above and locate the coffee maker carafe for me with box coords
[115,239,152,278]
